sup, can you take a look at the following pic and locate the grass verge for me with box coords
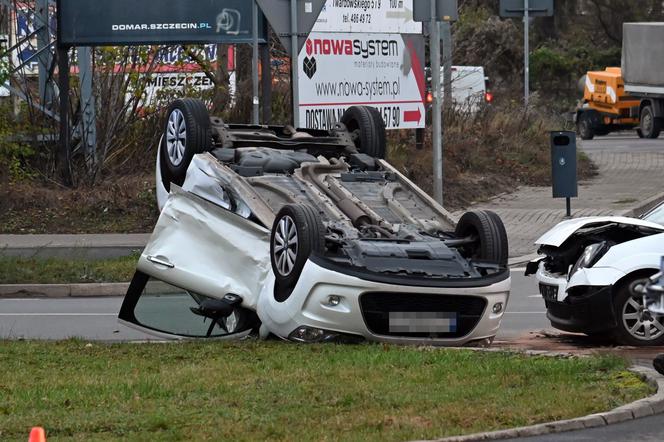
[0,341,652,441]
[0,255,137,284]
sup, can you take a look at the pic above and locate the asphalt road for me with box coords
[0,269,549,341]
[581,132,664,153]
[504,412,664,442]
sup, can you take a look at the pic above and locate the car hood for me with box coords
[535,216,664,247]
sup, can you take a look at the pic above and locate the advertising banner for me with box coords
[58,0,266,46]
[313,0,422,34]
[298,32,425,130]
[134,71,236,107]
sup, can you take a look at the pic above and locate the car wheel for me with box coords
[454,210,508,267]
[612,277,664,346]
[340,106,386,158]
[577,113,594,140]
[161,98,212,186]
[270,204,325,302]
[640,106,662,139]
[636,128,645,138]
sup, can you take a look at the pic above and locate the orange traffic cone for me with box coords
[28,427,46,442]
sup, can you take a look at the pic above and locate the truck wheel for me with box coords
[271,204,325,301]
[595,126,610,136]
[161,98,212,186]
[640,106,662,139]
[577,113,594,140]
[454,210,508,267]
[612,276,664,346]
[340,106,386,158]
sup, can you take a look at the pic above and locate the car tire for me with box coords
[577,113,594,140]
[161,98,212,186]
[612,276,664,346]
[454,210,508,267]
[271,204,325,302]
[636,128,645,138]
[340,106,386,158]
[640,105,662,139]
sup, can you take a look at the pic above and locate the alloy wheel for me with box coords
[273,215,298,276]
[622,295,664,341]
[166,108,187,166]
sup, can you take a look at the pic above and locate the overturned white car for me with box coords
[527,202,664,346]
[119,98,510,345]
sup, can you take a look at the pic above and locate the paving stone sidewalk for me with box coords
[454,136,664,259]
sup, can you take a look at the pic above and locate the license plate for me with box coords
[539,283,558,301]
[389,312,457,333]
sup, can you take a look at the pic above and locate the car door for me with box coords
[118,187,271,339]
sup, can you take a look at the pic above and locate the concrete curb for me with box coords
[508,253,539,268]
[0,283,129,298]
[422,365,664,442]
[0,233,149,259]
[627,191,664,218]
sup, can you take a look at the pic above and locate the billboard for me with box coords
[58,0,267,46]
[314,0,422,34]
[298,32,426,130]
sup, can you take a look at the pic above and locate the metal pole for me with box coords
[566,197,571,217]
[290,0,299,127]
[36,0,53,108]
[252,0,260,125]
[430,5,443,205]
[57,47,72,186]
[77,46,96,169]
[523,0,529,107]
[260,43,272,124]
[440,20,452,111]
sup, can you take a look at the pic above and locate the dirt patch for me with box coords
[0,174,158,234]
[496,330,664,363]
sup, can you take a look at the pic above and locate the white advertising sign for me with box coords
[133,71,236,107]
[314,0,422,34]
[298,32,425,130]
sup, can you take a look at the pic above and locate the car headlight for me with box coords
[569,242,609,279]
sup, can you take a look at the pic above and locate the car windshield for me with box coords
[642,202,664,226]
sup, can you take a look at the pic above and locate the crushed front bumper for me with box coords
[544,286,617,333]
[533,262,617,334]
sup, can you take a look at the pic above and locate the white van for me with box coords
[444,66,488,112]
[426,66,490,113]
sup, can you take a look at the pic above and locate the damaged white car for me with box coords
[526,202,664,345]
[119,98,510,345]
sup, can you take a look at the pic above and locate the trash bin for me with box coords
[550,131,578,199]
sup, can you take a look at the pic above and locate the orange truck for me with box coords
[575,67,642,140]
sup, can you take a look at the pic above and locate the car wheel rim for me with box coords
[643,113,652,134]
[273,215,298,276]
[166,108,187,166]
[225,310,238,333]
[622,295,664,341]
